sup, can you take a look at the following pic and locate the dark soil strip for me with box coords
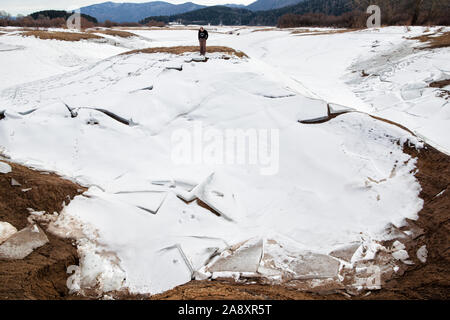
[430,79,450,89]
[0,161,85,300]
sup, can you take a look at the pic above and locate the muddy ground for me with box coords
[0,161,84,300]
[0,141,448,300]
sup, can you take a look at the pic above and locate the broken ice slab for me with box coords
[288,253,341,279]
[0,161,12,174]
[258,238,341,280]
[391,240,410,262]
[392,240,406,251]
[171,173,243,220]
[329,243,361,263]
[206,237,341,280]
[149,245,193,294]
[416,245,427,263]
[0,222,18,244]
[392,250,409,261]
[191,173,244,222]
[0,224,49,260]
[328,103,356,114]
[151,179,197,192]
[10,178,21,186]
[207,238,263,273]
[113,191,167,215]
[378,223,409,241]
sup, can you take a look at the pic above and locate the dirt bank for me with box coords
[0,161,85,300]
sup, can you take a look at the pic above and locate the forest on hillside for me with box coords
[142,0,450,27]
[278,0,450,27]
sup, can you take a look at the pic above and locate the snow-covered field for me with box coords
[0,26,448,295]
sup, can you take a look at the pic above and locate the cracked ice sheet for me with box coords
[208,26,450,152]
[230,113,423,252]
[58,112,423,294]
[0,45,424,294]
[60,189,243,294]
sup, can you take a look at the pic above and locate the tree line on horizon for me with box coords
[278,0,450,28]
[0,10,164,29]
[142,0,449,27]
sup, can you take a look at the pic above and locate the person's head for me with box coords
[200,27,204,31]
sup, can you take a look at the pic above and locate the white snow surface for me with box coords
[0,26,442,294]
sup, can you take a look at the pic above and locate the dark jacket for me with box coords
[198,29,209,40]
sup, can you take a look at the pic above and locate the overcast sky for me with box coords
[1,0,254,16]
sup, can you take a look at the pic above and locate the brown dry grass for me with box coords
[290,28,316,34]
[293,28,361,36]
[22,30,102,41]
[251,28,278,32]
[410,31,450,49]
[88,29,137,38]
[122,46,248,58]
[0,28,34,33]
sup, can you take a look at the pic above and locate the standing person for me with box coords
[198,27,208,56]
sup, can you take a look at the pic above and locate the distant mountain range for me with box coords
[144,6,256,25]
[28,0,450,27]
[79,0,306,23]
[80,1,206,23]
[142,0,353,26]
